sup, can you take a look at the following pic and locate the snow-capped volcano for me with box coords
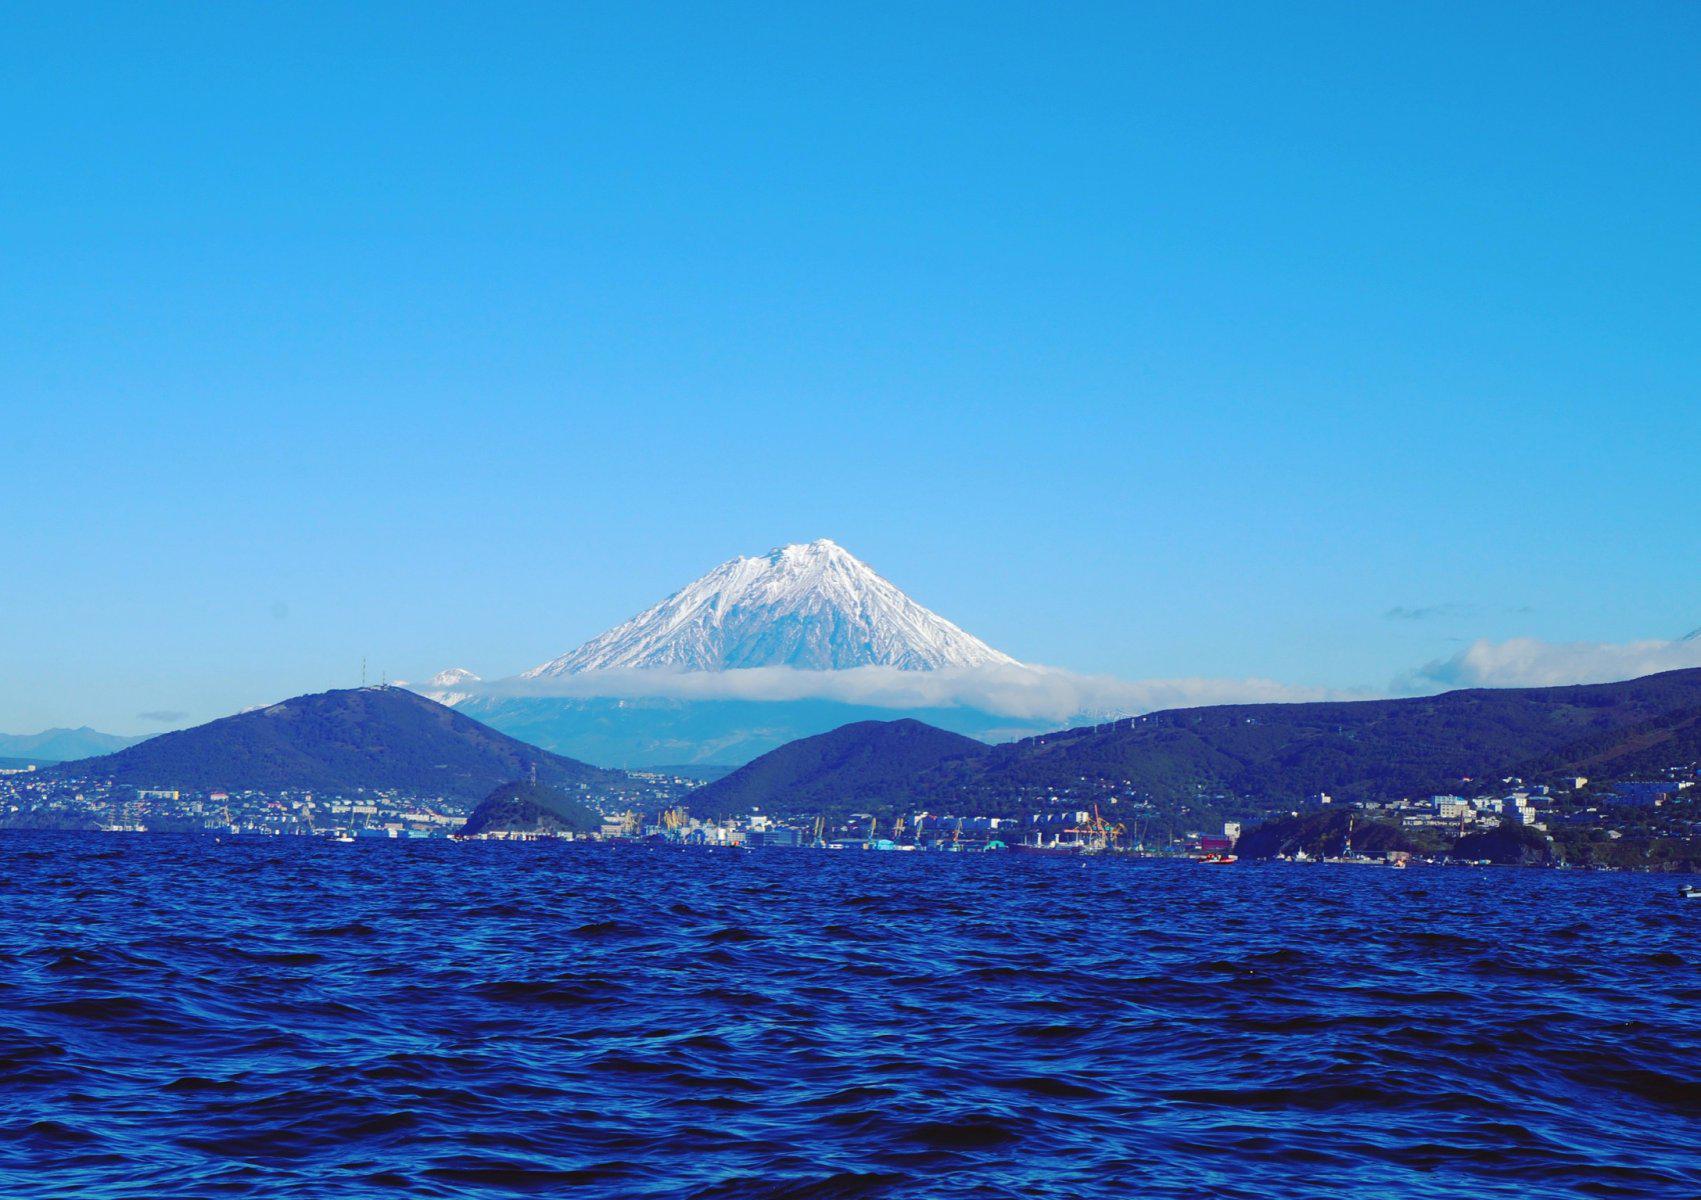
[418,667,482,705]
[524,539,1018,676]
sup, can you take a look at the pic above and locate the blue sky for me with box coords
[3,3,1698,733]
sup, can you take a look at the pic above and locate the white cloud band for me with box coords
[1406,636,1701,690]
[452,663,1350,722]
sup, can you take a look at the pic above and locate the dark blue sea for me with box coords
[2,834,1698,1199]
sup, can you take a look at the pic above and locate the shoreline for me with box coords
[4,825,1699,878]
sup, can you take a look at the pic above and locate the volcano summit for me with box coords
[434,540,1045,768]
[523,539,1018,676]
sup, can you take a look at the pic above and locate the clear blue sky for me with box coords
[3,2,1698,733]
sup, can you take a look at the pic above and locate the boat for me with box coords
[1197,853,1238,865]
[1681,885,1700,899]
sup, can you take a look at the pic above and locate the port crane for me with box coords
[1060,803,1125,852]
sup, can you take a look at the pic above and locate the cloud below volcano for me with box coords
[456,663,1354,723]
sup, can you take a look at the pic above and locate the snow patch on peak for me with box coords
[525,540,1018,676]
[429,667,482,687]
[414,667,482,706]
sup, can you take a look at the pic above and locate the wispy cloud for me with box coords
[456,664,1356,722]
[1384,602,1536,621]
[1402,637,1701,691]
[137,709,188,723]
[1384,602,1478,621]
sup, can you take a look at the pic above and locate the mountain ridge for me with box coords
[935,667,1701,809]
[50,687,628,803]
[688,718,989,818]
[0,727,147,763]
[685,668,1701,816]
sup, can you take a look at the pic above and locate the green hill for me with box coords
[683,669,1701,818]
[1521,702,1701,780]
[687,718,988,818]
[52,687,628,803]
[457,780,604,837]
[917,668,1701,810]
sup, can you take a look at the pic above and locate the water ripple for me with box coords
[0,834,1697,1198]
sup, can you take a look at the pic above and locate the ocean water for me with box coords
[1,834,1698,1199]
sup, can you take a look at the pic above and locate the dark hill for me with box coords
[53,687,628,803]
[457,780,603,837]
[1521,702,1701,780]
[1454,823,1557,866]
[688,719,988,818]
[917,668,1701,809]
[684,669,1701,817]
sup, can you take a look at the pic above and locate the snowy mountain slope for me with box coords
[417,668,482,706]
[524,539,1018,676]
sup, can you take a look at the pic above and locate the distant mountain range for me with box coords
[51,687,629,803]
[0,727,146,763]
[40,669,1701,821]
[682,668,1701,817]
[428,539,1050,767]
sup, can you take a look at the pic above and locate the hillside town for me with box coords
[0,767,701,840]
[4,756,1696,870]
